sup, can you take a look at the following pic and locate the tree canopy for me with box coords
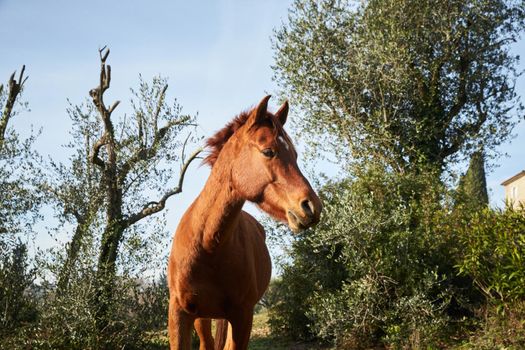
[274,0,525,172]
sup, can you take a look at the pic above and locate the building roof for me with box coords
[501,170,525,186]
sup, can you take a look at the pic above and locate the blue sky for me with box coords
[1,0,524,254]
[1,0,295,252]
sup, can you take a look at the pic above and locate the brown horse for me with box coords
[167,96,322,350]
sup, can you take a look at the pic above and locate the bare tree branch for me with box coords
[108,100,120,114]
[124,147,202,227]
[89,47,120,169]
[90,135,107,168]
[100,46,110,63]
[1,65,27,144]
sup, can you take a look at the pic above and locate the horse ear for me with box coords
[250,95,271,126]
[275,100,289,126]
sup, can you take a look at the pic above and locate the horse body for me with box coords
[169,205,271,320]
[168,96,321,350]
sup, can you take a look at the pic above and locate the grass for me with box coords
[250,311,327,350]
[454,301,525,350]
[144,310,327,349]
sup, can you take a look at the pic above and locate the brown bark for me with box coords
[1,66,27,146]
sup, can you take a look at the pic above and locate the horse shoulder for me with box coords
[240,211,266,241]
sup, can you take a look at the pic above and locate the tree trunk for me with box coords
[56,220,86,293]
[94,220,126,339]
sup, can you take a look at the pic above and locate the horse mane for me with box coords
[204,106,293,167]
[203,110,252,167]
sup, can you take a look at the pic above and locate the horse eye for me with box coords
[261,148,275,158]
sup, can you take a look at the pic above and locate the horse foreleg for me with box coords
[168,297,194,350]
[227,311,253,350]
[194,318,214,350]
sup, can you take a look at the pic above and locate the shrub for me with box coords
[269,168,480,348]
[30,268,145,349]
[0,241,38,337]
[132,273,170,332]
[456,206,525,312]
[0,242,169,350]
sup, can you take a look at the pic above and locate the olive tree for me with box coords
[274,0,524,172]
[41,48,201,346]
[0,67,41,338]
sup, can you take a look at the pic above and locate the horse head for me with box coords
[206,95,322,232]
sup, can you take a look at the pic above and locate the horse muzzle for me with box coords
[287,198,322,233]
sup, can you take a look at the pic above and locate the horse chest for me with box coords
[174,247,263,317]
[171,211,271,318]
[190,249,255,291]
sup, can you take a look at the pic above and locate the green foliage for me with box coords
[456,206,525,310]
[0,241,38,336]
[37,276,168,350]
[0,68,43,348]
[0,67,41,238]
[270,1,525,347]
[268,169,525,348]
[269,168,480,348]
[132,274,170,332]
[273,0,524,171]
[456,150,489,210]
[2,248,170,350]
[36,270,140,349]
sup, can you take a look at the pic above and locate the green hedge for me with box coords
[456,206,525,312]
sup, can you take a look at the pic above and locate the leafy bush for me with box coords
[456,206,525,311]
[132,273,169,332]
[20,260,145,349]
[269,168,480,349]
[0,239,169,350]
[0,241,38,336]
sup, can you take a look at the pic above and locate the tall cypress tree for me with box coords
[457,150,489,209]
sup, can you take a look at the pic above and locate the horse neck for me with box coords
[192,157,245,252]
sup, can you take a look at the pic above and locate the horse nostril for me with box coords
[301,199,314,218]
